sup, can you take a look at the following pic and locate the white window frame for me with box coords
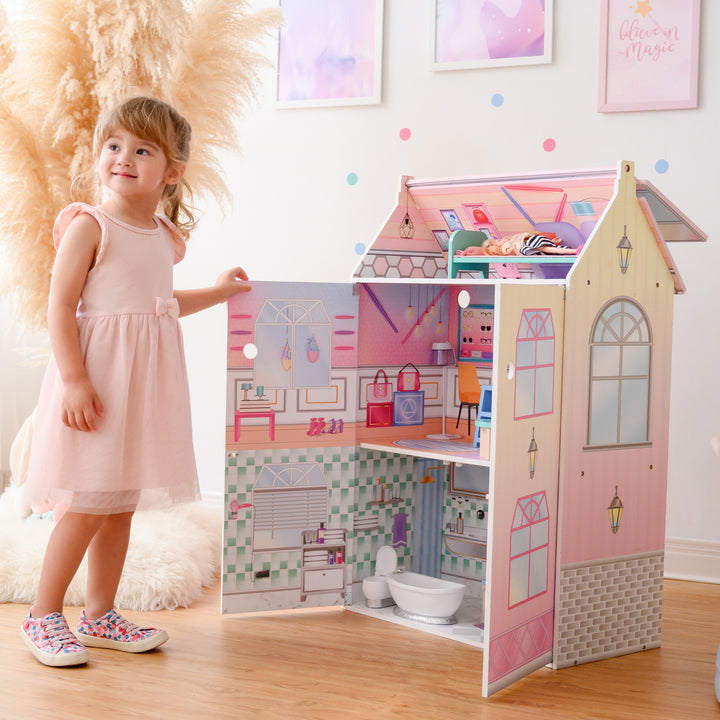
[253,463,328,551]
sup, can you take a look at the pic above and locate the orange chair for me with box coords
[456,363,482,435]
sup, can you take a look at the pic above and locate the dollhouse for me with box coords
[222,160,705,697]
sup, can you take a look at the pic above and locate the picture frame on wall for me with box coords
[430,0,553,71]
[432,229,450,251]
[598,0,701,112]
[276,0,384,108]
[440,209,463,232]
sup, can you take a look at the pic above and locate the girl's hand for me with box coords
[215,266,251,301]
[61,378,104,432]
[174,267,251,317]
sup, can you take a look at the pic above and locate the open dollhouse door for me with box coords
[223,281,359,614]
[482,283,565,696]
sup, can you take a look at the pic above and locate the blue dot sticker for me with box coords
[491,93,504,107]
[346,172,358,185]
[655,159,669,174]
[354,242,366,255]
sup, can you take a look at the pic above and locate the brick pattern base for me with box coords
[554,553,664,668]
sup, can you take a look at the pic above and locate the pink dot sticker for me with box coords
[399,127,411,141]
[543,138,556,152]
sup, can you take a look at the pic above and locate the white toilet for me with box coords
[362,545,397,608]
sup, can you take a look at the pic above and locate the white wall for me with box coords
[2,1,719,577]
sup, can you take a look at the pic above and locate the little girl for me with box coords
[21,96,250,666]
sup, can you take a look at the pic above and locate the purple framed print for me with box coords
[277,0,384,108]
[430,0,552,71]
[432,229,450,251]
[598,0,701,112]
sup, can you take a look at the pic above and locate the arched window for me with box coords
[514,309,555,419]
[588,298,652,447]
[509,492,549,607]
[254,299,331,389]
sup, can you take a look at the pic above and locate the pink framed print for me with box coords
[430,0,553,71]
[277,0,384,108]
[598,0,701,112]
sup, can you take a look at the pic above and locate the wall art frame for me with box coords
[598,0,701,112]
[276,0,384,108]
[430,0,553,71]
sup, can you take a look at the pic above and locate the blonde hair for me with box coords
[72,97,196,238]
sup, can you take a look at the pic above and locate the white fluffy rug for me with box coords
[0,488,221,611]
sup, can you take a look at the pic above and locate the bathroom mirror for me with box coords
[449,463,489,498]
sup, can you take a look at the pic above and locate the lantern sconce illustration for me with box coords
[527,427,538,479]
[608,485,624,534]
[617,226,632,274]
[399,181,415,239]
[399,212,414,238]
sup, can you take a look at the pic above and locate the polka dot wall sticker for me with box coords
[355,242,366,255]
[543,138,556,152]
[655,159,669,174]
[399,127,411,141]
[346,172,358,185]
[491,93,504,107]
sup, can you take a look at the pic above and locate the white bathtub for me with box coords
[386,571,466,621]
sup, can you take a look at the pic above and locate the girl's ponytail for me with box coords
[162,177,196,238]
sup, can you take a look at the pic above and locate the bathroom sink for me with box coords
[444,531,487,560]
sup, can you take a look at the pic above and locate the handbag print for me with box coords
[368,369,391,400]
[397,363,420,392]
[366,402,393,428]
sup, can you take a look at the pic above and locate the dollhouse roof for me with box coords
[353,165,706,284]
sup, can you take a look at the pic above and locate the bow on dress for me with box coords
[155,297,180,318]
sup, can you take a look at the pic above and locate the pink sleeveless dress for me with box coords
[25,203,200,515]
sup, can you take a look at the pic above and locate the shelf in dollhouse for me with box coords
[300,530,347,601]
[360,440,490,467]
[302,541,345,550]
[367,498,403,506]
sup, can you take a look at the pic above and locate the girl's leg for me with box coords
[32,511,107,618]
[77,512,168,653]
[84,511,134,619]
[78,510,168,653]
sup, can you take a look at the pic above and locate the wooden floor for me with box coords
[1,578,718,720]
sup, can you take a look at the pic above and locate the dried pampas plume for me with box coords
[0,0,280,331]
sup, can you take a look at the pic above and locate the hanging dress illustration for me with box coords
[281,326,292,372]
[306,332,319,363]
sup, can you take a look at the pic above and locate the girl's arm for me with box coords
[174,266,250,317]
[47,214,104,432]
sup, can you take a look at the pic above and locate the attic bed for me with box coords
[447,229,582,280]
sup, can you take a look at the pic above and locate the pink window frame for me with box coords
[514,308,555,420]
[508,491,550,608]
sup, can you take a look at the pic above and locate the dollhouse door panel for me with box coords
[482,283,565,697]
[224,282,358,615]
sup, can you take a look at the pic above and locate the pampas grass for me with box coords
[0,0,280,332]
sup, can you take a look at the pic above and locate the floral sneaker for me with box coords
[76,609,168,653]
[21,612,90,667]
